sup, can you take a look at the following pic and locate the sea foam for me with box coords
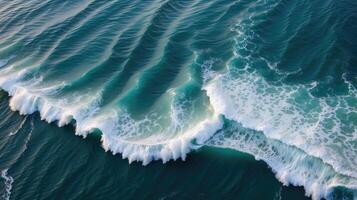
[1,169,13,200]
[0,65,224,166]
[199,14,357,199]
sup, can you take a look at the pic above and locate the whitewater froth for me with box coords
[1,0,357,199]
[200,12,357,199]
[1,169,13,200]
[0,65,223,166]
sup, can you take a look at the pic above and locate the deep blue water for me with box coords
[0,0,357,199]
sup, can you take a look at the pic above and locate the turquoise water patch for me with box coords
[0,0,356,199]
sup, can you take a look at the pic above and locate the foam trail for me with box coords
[205,69,357,173]
[9,116,27,136]
[202,53,357,199]
[207,122,357,200]
[200,14,357,199]
[1,169,13,200]
[204,74,357,199]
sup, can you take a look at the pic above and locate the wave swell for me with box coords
[0,0,357,199]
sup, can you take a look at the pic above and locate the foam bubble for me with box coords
[1,169,14,200]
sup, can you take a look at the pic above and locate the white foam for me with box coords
[0,66,224,166]
[1,169,14,200]
[98,94,223,165]
[101,114,223,165]
[208,123,357,200]
[202,49,357,200]
[205,38,357,174]
[200,9,357,198]
[9,116,27,136]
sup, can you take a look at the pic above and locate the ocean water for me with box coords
[0,91,311,200]
[0,0,356,199]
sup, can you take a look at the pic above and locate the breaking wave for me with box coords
[0,0,356,199]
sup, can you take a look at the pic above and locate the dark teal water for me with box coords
[0,0,356,199]
[0,91,312,200]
